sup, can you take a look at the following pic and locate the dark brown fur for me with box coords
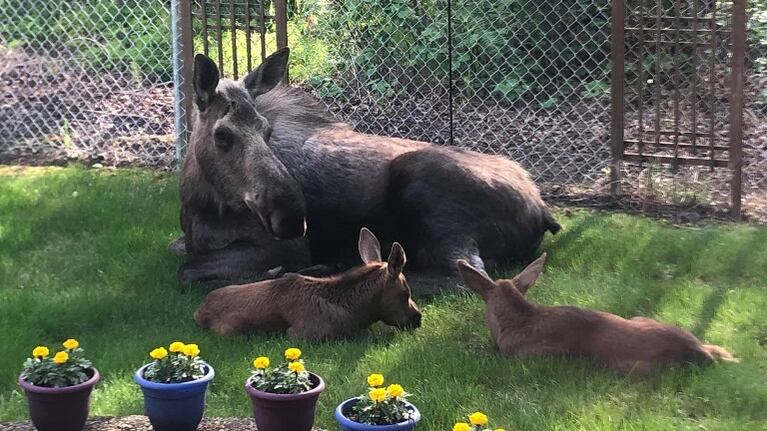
[457,254,739,375]
[194,228,421,339]
[178,49,560,286]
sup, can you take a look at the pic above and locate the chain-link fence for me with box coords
[1,1,766,219]
[302,0,612,187]
[0,1,177,168]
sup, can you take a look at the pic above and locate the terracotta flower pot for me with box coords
[134,362,215,431]
[334,397,421,431]
[245,372,325,431]
[18,368,100,431]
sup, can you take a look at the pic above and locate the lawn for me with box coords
[0,165,766,430]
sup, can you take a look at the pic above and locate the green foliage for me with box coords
[311,0,610,103]
[1,0,172,80]
[349,384,413,425]
[21,343,92,388]
[249,352,313,394]
[142,344,206,384]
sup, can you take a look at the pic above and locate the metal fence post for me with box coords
[609,0,625,196]
[171,0,188,167]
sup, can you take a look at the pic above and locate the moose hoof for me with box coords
[264,266,285,279]
[168,237,188,256]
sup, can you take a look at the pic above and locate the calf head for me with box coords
[457,254,547,331]
[358,228,421,330]
[189,48,306,239]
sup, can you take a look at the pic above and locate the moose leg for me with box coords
[168,236,188,256]
[179,239,311,286]
[405,236,485,296]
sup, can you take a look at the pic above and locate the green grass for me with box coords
[1,165,766,430]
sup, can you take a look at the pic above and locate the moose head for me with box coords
[189,48,306,240]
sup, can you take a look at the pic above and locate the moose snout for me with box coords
[400,310,422,331]
[243,192,307,240]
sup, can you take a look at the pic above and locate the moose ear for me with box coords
[358,227,382,264]
[512,253,547,295]
[456,260,495,299]
[194,54,220,110]
[386,242,407,277]
[244,47,289,98]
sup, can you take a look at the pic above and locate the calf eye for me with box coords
[214,128,233,151]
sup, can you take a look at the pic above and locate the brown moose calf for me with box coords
[195,228,421,339]
[457,254,739,375]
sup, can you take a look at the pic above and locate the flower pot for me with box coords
[244,372,325,431]
[18,367,100,431]
[334,397,421,431]
[134,362,215,431]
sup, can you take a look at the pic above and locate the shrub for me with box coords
[311,0,610,103]
[2,0,173,80]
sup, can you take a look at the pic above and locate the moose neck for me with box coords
[316,265,387,325]
[254,85,340,146]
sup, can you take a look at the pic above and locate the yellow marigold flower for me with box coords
[253,356,270,369]
[369,387,388,403]
[367,373,384,387]
[169,341,185,353]
[53,351,69,364]
[284,348,302,361]
[494,429,506,431]
[288,361,305,373]
[452,422,471,431]
[386,384,404,398]
[470,412,489,426]
[32,346,49,358]
[183,344,200,357]
[62,339,79,350]
[150,347,168,360]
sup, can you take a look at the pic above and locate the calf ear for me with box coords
[358,227,382,264]
[244,47,289,98]
[387,243,407,277]
[456,260,495,299]
[512,253,546,295]
[194,54,219,110]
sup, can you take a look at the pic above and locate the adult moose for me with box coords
[176,48,560,290]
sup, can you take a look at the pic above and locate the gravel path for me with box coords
[0,416,326,431]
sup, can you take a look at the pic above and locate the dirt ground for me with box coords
[0,416,325,431]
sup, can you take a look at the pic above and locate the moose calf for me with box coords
[195,228,422,339]
[457,254,738,375]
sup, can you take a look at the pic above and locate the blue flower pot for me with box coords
[134,362,215,431]
[334,397,421,431]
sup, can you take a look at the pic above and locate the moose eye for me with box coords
[213,128,234,151]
